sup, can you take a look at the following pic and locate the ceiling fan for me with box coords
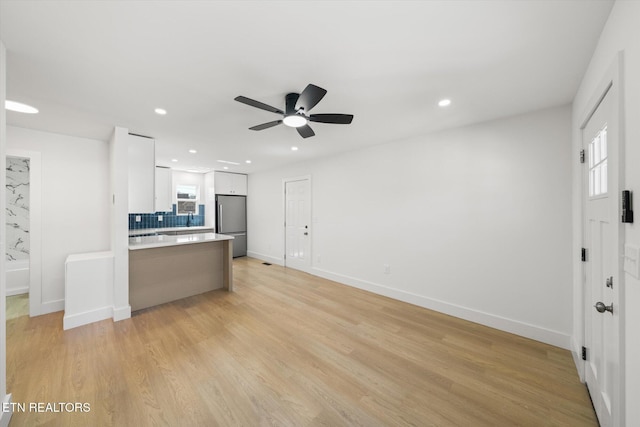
[234,84,354,138]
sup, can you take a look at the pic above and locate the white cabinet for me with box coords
[128,134,155,213]
[155,166,173,212]
[214,171,247,195]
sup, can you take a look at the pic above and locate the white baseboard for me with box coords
[63,306,113,330]
[37,299,65,316]
[571,336,586,382]
[113,305,131,322]
[5,287,28,297]
[247,251,284,266]
[1,394,12,427]
[311,266,572,350]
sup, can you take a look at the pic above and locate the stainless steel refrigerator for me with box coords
[215,195,247,257]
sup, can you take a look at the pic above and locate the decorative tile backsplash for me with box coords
[128,204,205,230]
[6,157,30,261]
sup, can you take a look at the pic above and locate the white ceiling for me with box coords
[1,0,614,174]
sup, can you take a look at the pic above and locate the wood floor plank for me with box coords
[6,257,597,426]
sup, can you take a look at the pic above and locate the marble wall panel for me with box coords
[6,157,30,261]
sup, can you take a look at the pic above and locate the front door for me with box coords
[284,177,311,272]
[582,83,621,427]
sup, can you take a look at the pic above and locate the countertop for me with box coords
[128,226,214,237]
[129,232,233,250]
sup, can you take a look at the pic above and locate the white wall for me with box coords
[204,171,216,228]
[571,1,640,425]
[248,105,573,348]
[6,126,111,311]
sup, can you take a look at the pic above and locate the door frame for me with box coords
[6,149,43,317]
[578,52,625,425]
[282,175,312,272]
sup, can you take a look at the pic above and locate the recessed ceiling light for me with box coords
[283,115,308,128]
[438,99,451,107]
[245,160,252,164]
[291,146,299,151]
[5,100,39,114]
[171,158,178,162]
[189,149,197,154]
[154,108,167,115]
[223,167,229,170]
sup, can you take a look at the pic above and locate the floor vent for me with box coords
[262,262,272,266]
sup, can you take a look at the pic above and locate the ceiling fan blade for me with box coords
[249,120,282,131]
[309,113,354,124]
[235,96,284,115]
[295,84,327,112]
[296,124,315,138]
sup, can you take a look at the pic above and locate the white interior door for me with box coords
[284,178,311,271]
[583,84,621,427]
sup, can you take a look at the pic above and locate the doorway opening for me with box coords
[5,149,42,318]
[5,156,30,319]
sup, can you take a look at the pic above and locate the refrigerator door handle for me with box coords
[218,204,222,229]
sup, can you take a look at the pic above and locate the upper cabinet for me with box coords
[214,171,247,195]
[155,166,173,212]
[128,134,155,213]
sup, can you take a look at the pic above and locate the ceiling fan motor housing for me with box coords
[285,93,301,115]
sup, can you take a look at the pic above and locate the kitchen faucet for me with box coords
[187,212,194,227]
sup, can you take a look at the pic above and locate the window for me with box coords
[176,184,199,215]
[589,125,608,198]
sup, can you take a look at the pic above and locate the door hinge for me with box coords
[582,346,587,361]
[579,149,585,164]
[581,248,587,262]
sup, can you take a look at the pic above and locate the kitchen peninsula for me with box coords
[128,232,233,311]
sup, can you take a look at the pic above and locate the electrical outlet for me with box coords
[135,215,141,222]
[158,215,163,222]
[383,264,390,274]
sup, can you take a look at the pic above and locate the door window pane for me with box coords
[588,125,608,197]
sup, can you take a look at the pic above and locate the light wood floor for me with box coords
[6,257,597,426]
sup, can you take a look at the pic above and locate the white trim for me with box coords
[39,299,64,316]
[6,149,43,317]
[5,287,28,297]
[571,336,585,382]
[246,251,284,266]
[0,394,12,427]
[113,305,131,322]
[63,306,113,330]
[312,266,571,349]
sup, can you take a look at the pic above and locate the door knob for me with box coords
[594,301,614,314]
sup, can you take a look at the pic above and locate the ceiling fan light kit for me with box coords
[235,84,354,138]
[282,114,307,128]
